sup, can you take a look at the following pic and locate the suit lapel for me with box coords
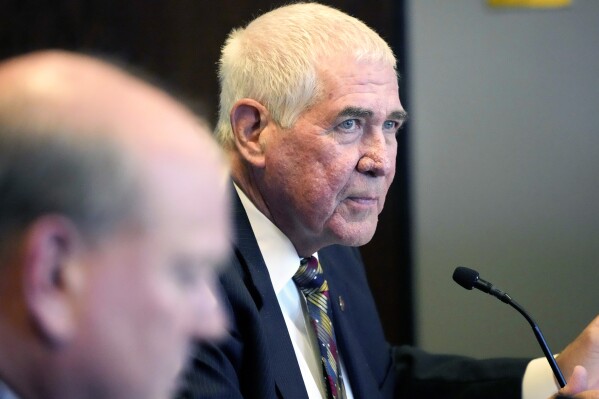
[232,188,309,399]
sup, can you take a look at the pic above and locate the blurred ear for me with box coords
[21,216,84,346]
[230,99,271,168]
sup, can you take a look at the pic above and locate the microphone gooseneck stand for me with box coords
[452,266,566,388]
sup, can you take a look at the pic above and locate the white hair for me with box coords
[215,2,397,147]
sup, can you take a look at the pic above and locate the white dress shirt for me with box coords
[235,185,557,399]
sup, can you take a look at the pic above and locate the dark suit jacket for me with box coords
[179,190,530,398]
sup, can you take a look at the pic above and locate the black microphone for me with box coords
[452,266,567,388]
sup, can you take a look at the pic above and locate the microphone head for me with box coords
[452,266,479,290]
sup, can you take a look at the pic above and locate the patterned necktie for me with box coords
[293,256,344,399]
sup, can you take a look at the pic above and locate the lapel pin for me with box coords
[338,295,345,311]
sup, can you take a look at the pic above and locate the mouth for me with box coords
[345,196,378,207]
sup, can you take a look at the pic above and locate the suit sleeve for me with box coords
[392,345,530,398]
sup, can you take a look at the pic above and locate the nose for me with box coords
[356,132,393,177]
[188,274,228,341]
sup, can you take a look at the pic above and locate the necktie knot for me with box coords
[293,256,327,295]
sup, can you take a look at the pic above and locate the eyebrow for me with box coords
[389,110,409,123]
[337,106,409,123]
[337,106,374,119]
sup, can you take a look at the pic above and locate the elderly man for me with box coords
[180,3,599,399]
[0,51,230,399]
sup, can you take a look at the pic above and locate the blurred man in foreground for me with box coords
[0,50,230,399]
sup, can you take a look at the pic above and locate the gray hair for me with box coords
[215,2,397,147]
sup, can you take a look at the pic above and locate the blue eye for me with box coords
[383,120,398,130]
[339,119,357,130]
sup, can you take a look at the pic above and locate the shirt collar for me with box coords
[234,184,309,294]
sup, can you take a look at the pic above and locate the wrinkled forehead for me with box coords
[315,53,398,81]
[313,57,401,102]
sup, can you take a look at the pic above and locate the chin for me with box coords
[322,212,379,246]
[333,225,378,247]
[351,232,377,247]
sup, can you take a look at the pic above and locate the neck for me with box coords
[229,152,273,222]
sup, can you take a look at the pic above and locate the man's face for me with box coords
[68,134,229,399]
[259,58,406,255]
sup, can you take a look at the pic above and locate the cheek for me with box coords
[74,250,189,396]
[284,162,352,224]
[71,279,172,395]
[267,135,358,219]
[118,275,189,389]
[296,145,354,193]
[91,268,186,358]
[385,157,397,187]
[309,167,349,202]
[137,274,189,338]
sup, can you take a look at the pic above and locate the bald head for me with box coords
[0,51,230,399]
[0,50,207,141]
[0,50,223,244]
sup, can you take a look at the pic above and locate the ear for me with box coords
[21,215,84,347]
[230,99,272,168]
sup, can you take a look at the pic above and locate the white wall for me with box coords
[408,0,599,358]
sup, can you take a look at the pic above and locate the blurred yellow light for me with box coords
[488,0,572,8]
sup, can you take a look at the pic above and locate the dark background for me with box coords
[0,0,413,345]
